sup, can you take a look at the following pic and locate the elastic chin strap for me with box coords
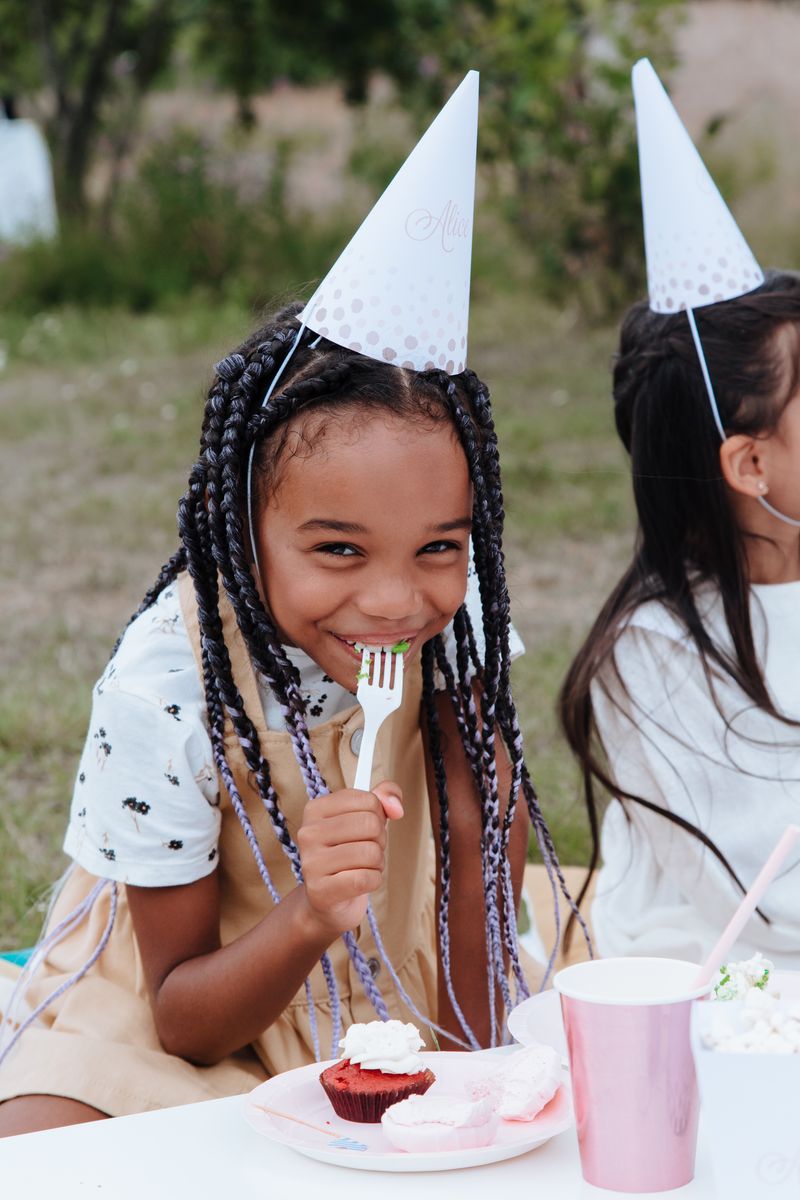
[246,322,308,578]
[686,307,800,530]
[756,494,800,529]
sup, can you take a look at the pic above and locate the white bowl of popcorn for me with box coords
[691,955,800,1198]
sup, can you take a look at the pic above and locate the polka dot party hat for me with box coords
[633,58,763,315]
[300,71,478,374]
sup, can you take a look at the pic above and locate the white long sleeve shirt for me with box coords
[593,579,800,967]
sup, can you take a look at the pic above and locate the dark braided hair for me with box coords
[134,301,579,1050]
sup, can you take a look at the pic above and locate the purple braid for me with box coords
[453,377,578,991]
[438,379,516,1025]
[465,372,593,978]
[431,634,509,1039]
[0,882,118,1070]
[200,649,332,1060]
[420,640,482,1049]
[364,902,473,1049]
[0,875,107,1063]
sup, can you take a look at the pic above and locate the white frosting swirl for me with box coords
[339,1020,425,1074]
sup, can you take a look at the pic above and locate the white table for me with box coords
[0,1095,716,1199]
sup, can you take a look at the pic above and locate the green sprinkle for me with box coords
[390,640,410,654]
[356,669,369,683]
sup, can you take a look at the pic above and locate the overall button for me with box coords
[350,728,363,755]
[367,956,381,980]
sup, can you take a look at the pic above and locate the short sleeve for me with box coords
[436,554,525,690]
[63,587,221,887]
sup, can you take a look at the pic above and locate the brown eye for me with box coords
[316,543,359,557]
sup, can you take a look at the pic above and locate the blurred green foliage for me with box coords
[0,0,682,314]
[0,130,351,312]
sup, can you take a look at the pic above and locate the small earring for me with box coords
[757,480,768,494]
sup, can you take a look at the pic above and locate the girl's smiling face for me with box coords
[254,411,473,688]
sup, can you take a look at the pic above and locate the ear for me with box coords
[718,433,769,498]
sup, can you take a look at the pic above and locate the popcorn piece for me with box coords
[702,981,800,1054]
[712,953,773,1002]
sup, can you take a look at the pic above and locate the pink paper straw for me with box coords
[693,824,800,988]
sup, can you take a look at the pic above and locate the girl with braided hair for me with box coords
[0,301,572,1136]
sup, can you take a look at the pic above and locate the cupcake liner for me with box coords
[319,1063,435,1124]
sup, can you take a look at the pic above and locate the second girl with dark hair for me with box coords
[561,270,800,964]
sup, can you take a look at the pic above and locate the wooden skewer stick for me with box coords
[252,1103,369,1150]
[253,1103,342,1137]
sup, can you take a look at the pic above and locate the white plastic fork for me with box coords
[353,648,405,791]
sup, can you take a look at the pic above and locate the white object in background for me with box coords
[506,989,568,1065]
[353,649,404,791]
[0,117,58,244]
[632,58,762,315]
[302,72,478,374]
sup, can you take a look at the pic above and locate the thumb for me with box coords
[372,781,404,821]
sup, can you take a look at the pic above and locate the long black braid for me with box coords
[130,302,582,1050]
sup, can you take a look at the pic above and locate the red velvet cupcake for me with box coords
[320,1020,436,1123]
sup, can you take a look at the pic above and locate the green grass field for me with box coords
[0,266,634,948]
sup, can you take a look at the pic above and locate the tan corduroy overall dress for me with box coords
[0,574,437,1115]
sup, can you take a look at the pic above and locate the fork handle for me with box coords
[353,715,381,792]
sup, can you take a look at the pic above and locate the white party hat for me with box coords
[632,58,763,315]
[301,71,479,374]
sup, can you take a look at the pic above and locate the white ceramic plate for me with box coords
[242,1050,572,1172]
[506,989,568,1064]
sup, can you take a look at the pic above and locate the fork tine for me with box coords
[390,648,403,693]
[353,648,405,790]
[355,647,405,698]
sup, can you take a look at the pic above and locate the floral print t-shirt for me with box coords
[63,569,524,887]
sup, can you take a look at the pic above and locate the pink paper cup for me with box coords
[554,957,710,1193]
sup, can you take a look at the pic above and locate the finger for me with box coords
[305,840,386,880]
[372,780,404,820]
[304,790,386,823]
[309,868,384,907]
[300,810,387,853]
